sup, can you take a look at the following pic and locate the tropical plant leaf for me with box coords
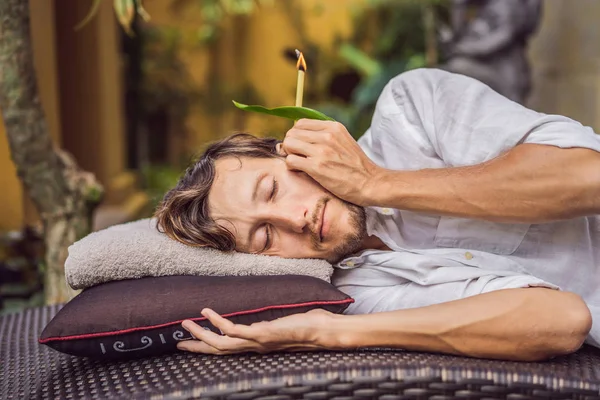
[74,0,102,31]
[232,101,335,121]
[75,0,150,33]
[114,0,136,35]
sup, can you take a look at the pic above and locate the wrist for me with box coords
[362,167,391,207]
[323,313,367,349]
[313,312,357,350]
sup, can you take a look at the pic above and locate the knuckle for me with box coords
[214,344,227,352]
[286,129,298,139]
[296,118,308,127]
[224,325,237,336]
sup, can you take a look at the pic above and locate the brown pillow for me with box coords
[39,275,353,360]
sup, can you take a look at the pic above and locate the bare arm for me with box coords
[177,288,591,361]
[333,288,591,361]
[282,119,600,223]
[281,70,600,223]
[366,143,600,222]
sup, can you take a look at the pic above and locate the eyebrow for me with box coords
[246,171,270,250]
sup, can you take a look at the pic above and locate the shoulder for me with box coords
[376,68,465,114]
[387,68,458,90]
[388,68,484,97]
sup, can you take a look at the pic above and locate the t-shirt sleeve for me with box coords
[386,68,600,168]
[339,273,559,315]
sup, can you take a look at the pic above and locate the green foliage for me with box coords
[141,164,184,210]
[139,26,201,119]
[232,101,335,122]
[338,43,382,77]
[171,0,273,44]
[77,0,149,34]
[314,0,441,139]
[84,184,104,204]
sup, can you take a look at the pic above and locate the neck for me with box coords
[359,234,390,252]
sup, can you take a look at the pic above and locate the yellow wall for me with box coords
[0,115,23,230]
[143,0,362,154]
[242,1,358,137]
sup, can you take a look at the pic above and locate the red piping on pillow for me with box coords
[39,298,354,343]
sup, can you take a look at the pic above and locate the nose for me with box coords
[269,206,308,233]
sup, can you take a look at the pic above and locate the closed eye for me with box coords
[270,178,278,200]
[260,179,278,252]
[261,225,272,252]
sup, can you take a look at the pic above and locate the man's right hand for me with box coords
[280,119,385,207]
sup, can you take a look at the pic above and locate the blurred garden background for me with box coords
[1,0,599,313]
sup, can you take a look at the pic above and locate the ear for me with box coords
[276,143,288,156]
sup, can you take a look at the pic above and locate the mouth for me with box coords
[318,200,328,242]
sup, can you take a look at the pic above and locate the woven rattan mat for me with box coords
[1,305,600,400]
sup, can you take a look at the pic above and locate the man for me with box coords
[156,69,599,361]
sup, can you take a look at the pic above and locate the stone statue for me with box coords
[440,0,542,104]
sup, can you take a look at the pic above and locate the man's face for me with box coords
[208,156,366,263]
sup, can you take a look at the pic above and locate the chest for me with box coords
[375,208,531,256]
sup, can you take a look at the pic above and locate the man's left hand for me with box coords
[280,119,384,206]
[176,308,340,355]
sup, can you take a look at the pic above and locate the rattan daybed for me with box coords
[2,304,600,400]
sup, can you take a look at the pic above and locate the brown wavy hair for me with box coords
[155,133,282,250]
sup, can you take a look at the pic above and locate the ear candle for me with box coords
[295,49,307,107]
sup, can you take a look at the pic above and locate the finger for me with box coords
[285,127,320,143]
[275,143,288,156]
[286,126,342,145]
[181,319,223,342]
[180,319,254,352]
[177,338,220,354]
[177,337,249,355]
[282,136,317,158]
[294,119,336,131]
[285,154,312,173]
[201,309,262,341]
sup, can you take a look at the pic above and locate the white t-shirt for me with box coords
[333,68,600,347]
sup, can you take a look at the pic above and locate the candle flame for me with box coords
[295,49,307,72]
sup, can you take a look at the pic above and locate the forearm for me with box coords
[368,144,600,222]
[329,288,591,361]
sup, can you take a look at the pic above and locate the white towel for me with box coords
[65,218,333,289]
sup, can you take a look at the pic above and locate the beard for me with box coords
[311,197,366,264]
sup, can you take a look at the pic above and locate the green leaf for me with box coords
[232,101,335,121]
[339,43,382,78]
[114,0,136,35]
[74,0,102,31]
